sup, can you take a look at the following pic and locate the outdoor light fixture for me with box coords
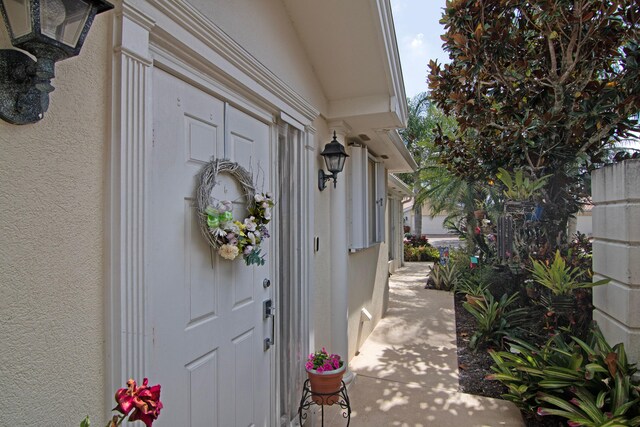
[0,0,113,125]
[318,130,349,191]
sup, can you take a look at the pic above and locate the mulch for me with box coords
[453,293,567,427]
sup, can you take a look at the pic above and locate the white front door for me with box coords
[149,68,273,427]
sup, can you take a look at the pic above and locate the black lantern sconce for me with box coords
[318,130,349,191]
[0,0,113,125]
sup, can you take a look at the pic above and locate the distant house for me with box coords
[404,201,452,236]
[0,1,415,425]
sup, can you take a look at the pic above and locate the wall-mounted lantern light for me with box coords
[318,130,349,191]
[0,0,113,125]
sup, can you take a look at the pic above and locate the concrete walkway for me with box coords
[328,262,524,427]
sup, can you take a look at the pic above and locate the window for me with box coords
[349,144,386,250]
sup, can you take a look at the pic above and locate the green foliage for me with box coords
[80,417,90,427]
[487,325,640,423]
[429,1,640,178]
[428,0,640,253]
[398,93,459,235]
[455,278,489,297]
[428,262,461,291]
[404,245,440,262]
[530,250,609,297]
[463,292,528,350]
[496,168,550,201]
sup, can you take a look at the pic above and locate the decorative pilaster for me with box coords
[108,2,155,397]
[328,121,354,384]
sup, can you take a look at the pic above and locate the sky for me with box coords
[391,0,450,100]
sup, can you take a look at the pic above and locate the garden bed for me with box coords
[454,293,567,427]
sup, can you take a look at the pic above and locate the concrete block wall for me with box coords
[592,159,640,363]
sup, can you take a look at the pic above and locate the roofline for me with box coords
[388,174,413,197]
[388,130,418,172]
[374,0,408,126]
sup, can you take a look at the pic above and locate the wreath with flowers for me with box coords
[196,159,274,266]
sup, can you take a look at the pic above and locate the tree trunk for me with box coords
[413,201,423,236]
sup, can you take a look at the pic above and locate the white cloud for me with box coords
[403,33,427,58]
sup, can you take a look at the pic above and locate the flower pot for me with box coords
[473,209,485,219]
[306,364,346,405]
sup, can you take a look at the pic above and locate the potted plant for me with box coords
[305,348,345,405]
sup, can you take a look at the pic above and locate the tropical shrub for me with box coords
[404,245,440,262]
[428,262,460,291]
[455,278,489,298]
[463,292,528,350]
[404,234,431,248]
[496,168,550,201]
[487,325,640,425]
[530,250,609,297]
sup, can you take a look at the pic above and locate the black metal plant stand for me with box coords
[298,379,351,426]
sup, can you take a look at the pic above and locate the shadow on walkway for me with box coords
[327,262,524,427]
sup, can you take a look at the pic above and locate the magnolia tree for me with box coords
[428,0,640,248]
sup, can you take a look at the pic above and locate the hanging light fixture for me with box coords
[318,131,349,191]
[0,0,113,124]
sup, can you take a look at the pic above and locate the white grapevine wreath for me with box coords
[196,159,274,266]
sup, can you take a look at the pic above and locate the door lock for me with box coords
[263,299,275,351]
[263,299,275,318]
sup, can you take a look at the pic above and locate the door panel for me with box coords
[150,68,272,427]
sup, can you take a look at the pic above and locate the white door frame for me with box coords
[107,1,318,423]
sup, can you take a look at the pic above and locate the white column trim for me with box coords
[107,3,155,404]
[327,125,354,384]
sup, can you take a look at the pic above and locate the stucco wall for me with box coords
[186,0,327,112]
[347,244,389,360]
[0,15,112,426]
[312,122,334,351]
[592,159,640,364]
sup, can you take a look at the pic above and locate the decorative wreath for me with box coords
[196,159,274,266]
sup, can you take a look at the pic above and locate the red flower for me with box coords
[114,378,163,427]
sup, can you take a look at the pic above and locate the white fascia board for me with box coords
[388,174,413,198]
[387,130,418,172]
[372,0,408,126]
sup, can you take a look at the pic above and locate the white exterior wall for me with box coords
[592,159,640,364]
[0,17,112,425]
[0,0,407,423]
[348,244,390,360]
[405,209,449,236]
[187,0,327,111]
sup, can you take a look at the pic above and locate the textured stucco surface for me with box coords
[348,243,389,360]
[592,160,640,364]
[186,0,327,111]
[0,15,111,426]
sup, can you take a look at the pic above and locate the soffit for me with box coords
[282,0,413,171]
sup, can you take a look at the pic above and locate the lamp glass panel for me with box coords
[41,0,91,47]
[326,154,346,174]
[2,0,32,38]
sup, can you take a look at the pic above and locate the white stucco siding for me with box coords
[312,120,334,351]
[347,244,389,360]
[0,16,112,426]
[186,0,327,112]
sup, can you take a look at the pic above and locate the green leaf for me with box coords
[543,366,583,380]
[538,393,584,415]
[80,416,90,427]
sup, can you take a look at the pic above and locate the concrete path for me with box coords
[327,262,524,427]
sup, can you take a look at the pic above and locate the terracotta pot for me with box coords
[306,364,345,405]
[473,209,485,219]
